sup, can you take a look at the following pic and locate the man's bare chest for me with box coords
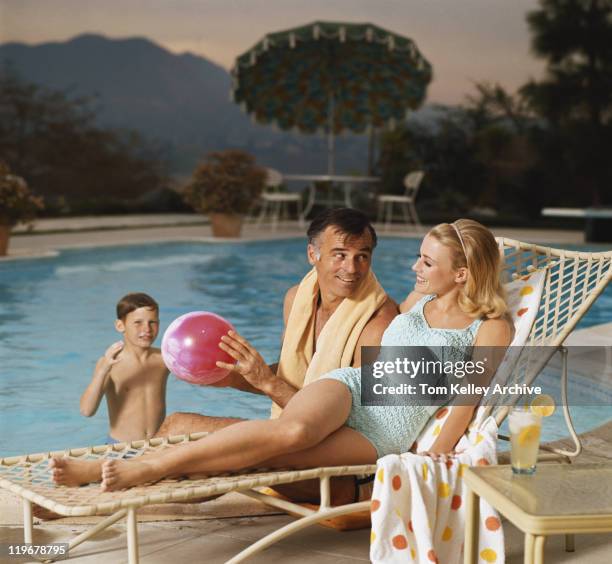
[313,307,335,349]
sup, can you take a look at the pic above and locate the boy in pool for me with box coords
[80,292,169,443]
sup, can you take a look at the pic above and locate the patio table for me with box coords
[464,463,612,564]
[284,174,380,215]
[542,207,612,243]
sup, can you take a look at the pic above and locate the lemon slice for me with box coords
[531,394,556,417]
[517,424,541,446]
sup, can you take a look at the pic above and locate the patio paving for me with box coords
[4,213,594,261]
[1,421,611,563]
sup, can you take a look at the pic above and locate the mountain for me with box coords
[0,34,373,175]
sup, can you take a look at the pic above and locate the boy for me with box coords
[80,293,169,443]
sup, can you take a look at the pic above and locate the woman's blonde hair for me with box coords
[429,219,507,319]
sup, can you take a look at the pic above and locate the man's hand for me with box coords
[216,331,276,394]
[205,369,245,389]
[101,341,123,371]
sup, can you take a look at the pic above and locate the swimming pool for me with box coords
[0,238,610,456]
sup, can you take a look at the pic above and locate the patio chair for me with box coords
[255,168,305,230]
[376,171,425,230]
[1,240,610,564]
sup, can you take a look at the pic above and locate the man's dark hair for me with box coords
[116,292,159,320]
[307,208,377,248]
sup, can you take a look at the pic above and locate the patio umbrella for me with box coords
[231,21,432,174]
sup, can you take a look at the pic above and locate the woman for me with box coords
[51,219,512,491]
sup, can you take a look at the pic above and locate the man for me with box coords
[156,208,397,504]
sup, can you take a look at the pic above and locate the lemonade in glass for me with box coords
[509,409,542,475]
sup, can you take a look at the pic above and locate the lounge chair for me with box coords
[1,239,610,563]
[487,238,611,459]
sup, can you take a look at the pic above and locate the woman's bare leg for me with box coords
[49,458,103,486]
[261,425,377,469]
[101,380,352,491]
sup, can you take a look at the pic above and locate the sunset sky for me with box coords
[0,0,546,105]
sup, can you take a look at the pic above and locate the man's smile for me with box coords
[336,275,359,284]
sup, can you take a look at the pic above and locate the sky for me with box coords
[0,0,545,105]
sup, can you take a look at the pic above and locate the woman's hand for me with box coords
[216,331,276,394]
[417,449,464,463]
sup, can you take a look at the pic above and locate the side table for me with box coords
[463,464,612,564]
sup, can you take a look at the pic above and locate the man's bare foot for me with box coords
[49,457,103,487]
[101,459,161,491]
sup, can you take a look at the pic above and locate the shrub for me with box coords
[0,161,44,226]
[184,150,266,215]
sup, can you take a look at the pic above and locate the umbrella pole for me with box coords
[368,126,375,176]
[327,93,335,175]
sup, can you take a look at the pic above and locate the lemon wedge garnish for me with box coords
[531,394,556,417]
[517,425,541,446]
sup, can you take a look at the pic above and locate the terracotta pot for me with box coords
[0,223,10,256]
[209,213,243,237]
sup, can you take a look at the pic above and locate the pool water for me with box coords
[0,239,610,456]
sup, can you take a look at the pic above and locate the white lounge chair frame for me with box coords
[0,434,376,564]
[0,239,610,563]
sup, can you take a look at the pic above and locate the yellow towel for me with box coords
[271,268,388,418]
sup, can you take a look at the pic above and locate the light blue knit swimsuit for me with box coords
[322,294,483,458]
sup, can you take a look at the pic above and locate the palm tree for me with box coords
[522,0,612,205]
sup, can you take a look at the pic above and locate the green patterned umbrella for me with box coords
[232,21,432,173]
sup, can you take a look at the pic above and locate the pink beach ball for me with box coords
[161,311,235,385]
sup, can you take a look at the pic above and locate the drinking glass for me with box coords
[509,408,542,475]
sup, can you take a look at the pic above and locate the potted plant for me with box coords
[184,150,266,237]
[0,162,44,256]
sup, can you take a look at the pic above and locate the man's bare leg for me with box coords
[155,412,244,437]
[271,476,358,506]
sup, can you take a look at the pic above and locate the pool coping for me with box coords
[3,216,602,264]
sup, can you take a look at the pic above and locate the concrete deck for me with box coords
[1,215,610,562]
[1,422,611,563]
[4,213,598,261]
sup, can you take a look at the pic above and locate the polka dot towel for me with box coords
[370,417,504,563]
